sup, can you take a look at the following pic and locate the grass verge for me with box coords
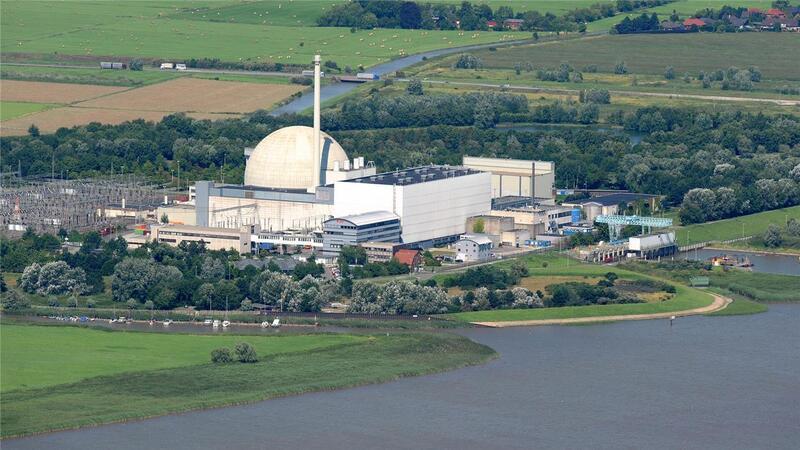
[672,206,800,246]
[0,325,495,438]
[706,289,768,316]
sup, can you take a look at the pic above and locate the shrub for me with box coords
[235,342,259,363]
[1,290,31,311]
[211,347,234,363]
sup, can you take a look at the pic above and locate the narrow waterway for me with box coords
[7,305,799,450]
[271,39,532,115]
[677,248,800,276]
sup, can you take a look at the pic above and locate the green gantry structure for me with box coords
[595,215,673,242]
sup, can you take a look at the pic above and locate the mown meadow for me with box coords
[0,322,495,437]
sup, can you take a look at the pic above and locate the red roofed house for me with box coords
[487,20,497,28]
[766,8,786,18]
[683,18,706,28]
[503,18,525,30]
[394,249,422,269]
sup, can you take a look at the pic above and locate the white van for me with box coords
[175,63,187,71]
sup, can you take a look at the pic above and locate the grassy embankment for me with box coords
[440,253,715,322]
[0,64,299,87]
[620,260,800,315]
[671,205,800,248]
[0,323,495,438]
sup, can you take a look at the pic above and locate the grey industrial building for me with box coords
[322,211,401,258]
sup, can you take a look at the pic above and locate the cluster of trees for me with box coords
[322,91,529,130]
[536,63,584,83]
[612,12,661,34]
[579,89,611,104]
[211,342,258,364]
[499,100,600,124]
[760,218,800,249]
[453,53,483,70]
[2,230,129,295]
[317,0,674,32]
[440,262,528,290]
[451,286,542,312]
[347,280,450,315]
[19,261,89,297]
[546,281,644,307]
[679,179,799,224]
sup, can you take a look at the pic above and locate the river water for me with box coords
[677,248,800,276]
[7,305,799,450]
[271,39,531,115]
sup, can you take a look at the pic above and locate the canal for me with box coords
[7,305,799,450]
[677,248,800,276]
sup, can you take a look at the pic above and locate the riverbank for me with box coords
[705,246,800,257]
[469,292,730,328]
[0,323,495,438]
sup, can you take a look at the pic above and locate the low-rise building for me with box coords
[394,249,422,269]
[151,224,251,254]
[455,234,494,262]
[362,241,398,263]
[501,228,531,247]
[322,211,401,258]
[627,232,677,259]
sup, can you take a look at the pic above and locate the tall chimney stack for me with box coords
[311,54,322,192]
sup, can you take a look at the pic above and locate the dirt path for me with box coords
[471,292,732,328]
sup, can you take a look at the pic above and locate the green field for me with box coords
[1,64,185,86]
[672,206,800,246]
[473,33,800,81]
[1,1,527,68]
[0,101,55,120]
[0,323,495,437]
[706,290,768,316]
[0,324,360,391]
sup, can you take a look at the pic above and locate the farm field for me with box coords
[472,33,800,80]
[671,206,800,245]
[0,101,55,120]
[0,80,128,103]
[0,77,303,135]
[0,323,495,437]
[76,77,304,113]
[1,64,185,86]
[1,1,528,68]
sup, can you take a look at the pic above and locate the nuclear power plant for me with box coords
[15,54,567,260]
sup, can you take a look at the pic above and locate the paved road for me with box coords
[472,292,732,328]
[397,78,800,106]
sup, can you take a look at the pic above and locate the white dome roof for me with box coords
[244,126,348,190]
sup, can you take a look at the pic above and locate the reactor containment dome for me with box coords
[243,125,348,191]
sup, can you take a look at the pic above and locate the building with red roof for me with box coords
[393,249,422,269]
[766,8,786,17]
[683,18,706,28]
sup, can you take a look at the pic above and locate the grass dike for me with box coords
[0,323,495,438]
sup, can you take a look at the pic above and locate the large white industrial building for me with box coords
[161,54,554,254]
[333,166,492,245]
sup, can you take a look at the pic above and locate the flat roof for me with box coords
[341,165,483,186]
[326,210,399,227]
[460,234,493,245]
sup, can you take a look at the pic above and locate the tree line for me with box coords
[317,0,676,32]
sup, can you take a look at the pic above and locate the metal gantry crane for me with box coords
[595,215,673,242]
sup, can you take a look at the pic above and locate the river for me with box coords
[677,248,800,276]
[271,39,532,115]
[7,305,799,450]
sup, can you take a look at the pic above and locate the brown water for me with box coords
[6,305,799,450]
